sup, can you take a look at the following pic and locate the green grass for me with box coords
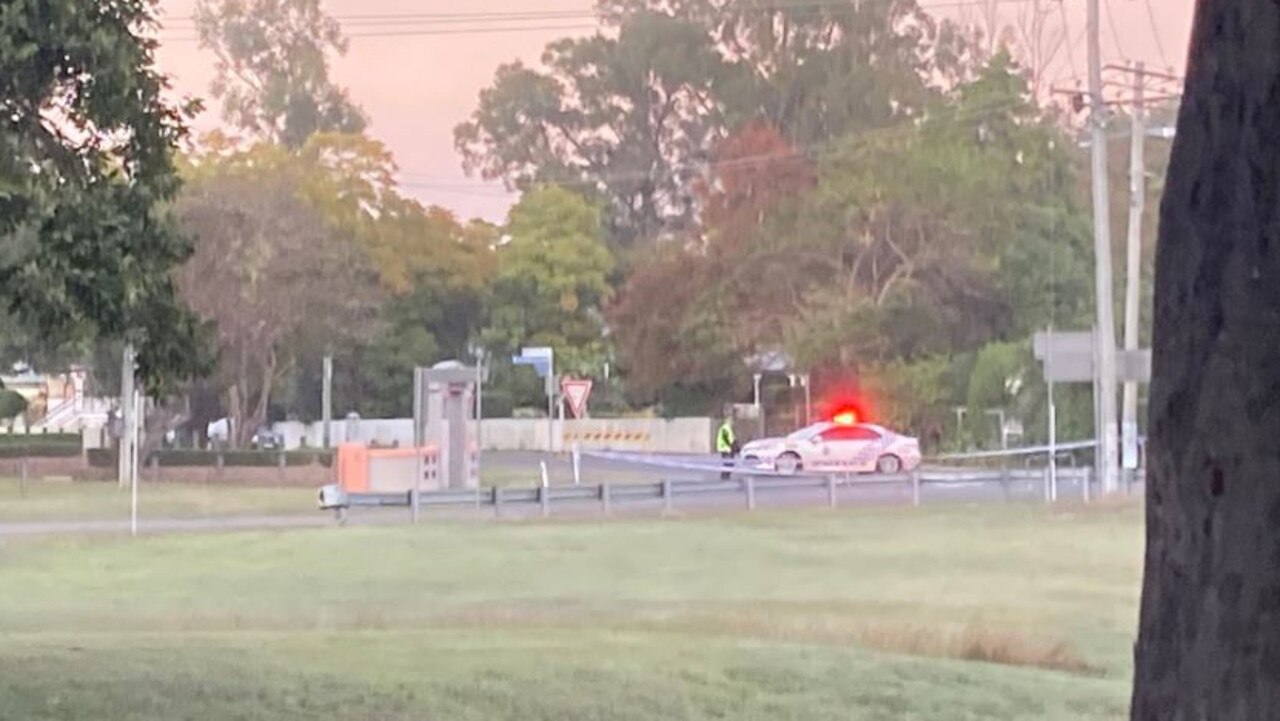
[0,504,1143,719]
[0,479,315,523]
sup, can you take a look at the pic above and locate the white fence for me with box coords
[273,417,714,454]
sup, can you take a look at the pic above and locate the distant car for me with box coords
[739,420,922,475]
[251,427,282,450]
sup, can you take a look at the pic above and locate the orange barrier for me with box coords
[563,431,651,444]
[336,443,438,493]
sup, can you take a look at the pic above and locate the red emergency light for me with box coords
[832,410,859,426]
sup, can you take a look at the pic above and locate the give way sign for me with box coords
[561,378,593,419]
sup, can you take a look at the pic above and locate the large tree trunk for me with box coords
[1131,1,1280,717]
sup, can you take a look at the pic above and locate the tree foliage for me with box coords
[484,187,615,378]
[176,143,380,444]
[458,0,969,247]
[0,0,208,392]
[195,0,366,148]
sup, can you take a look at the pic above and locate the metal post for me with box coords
[662,479,673,515]
[601,482,611,515]
[1043,466,1052,504]
[745,476,756,511]
[572,443,581,485]
[19,457,27,498]
[546,356,556,454]
[130,390,141,537]
[493,486,504,518]
[540,484,550,517]
[803,374,812,425]
[1048,369,1059,502]
[474,352,483,487]
[412,369,423,524]
[911,470,921,507]
[826,475,838,508]
[118,344,135,488]
[322,353,333,449]
[1088,0,1120,495]
[753,373,764,438]
[1122,61,1147,479]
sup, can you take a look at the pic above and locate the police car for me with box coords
[739,414,922,475]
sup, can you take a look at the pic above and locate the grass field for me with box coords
[0,453,656,523]
[0,478,316,523]
[0,502,1142,719]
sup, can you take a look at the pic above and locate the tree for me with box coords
[1130,1,1280,715]
[175,149,378,445]
[459,0,971,247]
[608,121,813,403]
[0,0,208,391]
[195,0,366,148]
[456,12,730,247]
[779,54,1090,372]
[484,187,614,377]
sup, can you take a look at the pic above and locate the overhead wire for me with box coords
[393,93,1034,199]
[1101,0,1127,60]
[156,0,1050,42]
[1140,0,1171,70]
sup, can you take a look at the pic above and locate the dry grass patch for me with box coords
[426,602,1099,675]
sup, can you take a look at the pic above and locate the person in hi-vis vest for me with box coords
[717,416,737,479]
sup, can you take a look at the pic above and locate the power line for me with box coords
[165,0,1045,26]
[402,94,1034,196]
[1140,0,1171,70]
[1101,0,1126,60]
[158,23,601,42]
[1056,0,1081,84]
[158,0,1048,39]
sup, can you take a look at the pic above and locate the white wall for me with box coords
[274,417,713,454]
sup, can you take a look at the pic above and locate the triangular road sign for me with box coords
[561,378,593,419]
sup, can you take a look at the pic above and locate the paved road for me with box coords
[0,450,1141,537]
[0,469,1143,538]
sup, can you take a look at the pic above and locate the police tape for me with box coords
[933,439,1098,461]
[579,450,796,476]
[584,439,1102,473]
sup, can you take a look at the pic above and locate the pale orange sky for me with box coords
[152,0,1195,223]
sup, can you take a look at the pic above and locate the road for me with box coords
[0,456,1142,538]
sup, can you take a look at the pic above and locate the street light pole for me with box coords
[1122,62,1147,477]
[1087,0,1120,494]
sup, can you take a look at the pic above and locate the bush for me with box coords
[0,442,82,458]
[0,390,27,421]
[150,449,334,468]
[87,448,117,468]
[0,432,79,445]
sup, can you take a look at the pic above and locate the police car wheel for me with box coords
[777,453,802,475]
[875,455,902,474]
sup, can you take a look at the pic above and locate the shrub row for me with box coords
[0,433,80,446]
[87,449,334,469]
[0,442,82,458]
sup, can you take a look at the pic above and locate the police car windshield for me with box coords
[786,424,827,441]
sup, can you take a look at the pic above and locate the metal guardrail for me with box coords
[322,466,1117,522]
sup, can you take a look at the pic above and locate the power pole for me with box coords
[1122,62,1147,477]
[1087,0,1120,495]
[117,344,136,489]
[321,353,333,449]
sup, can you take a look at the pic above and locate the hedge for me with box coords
[89,449,334,469]
[154,450,333,468]
[0,442,82,458]
[0,433,80,446]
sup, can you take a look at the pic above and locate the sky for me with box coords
[152,0,1195,223]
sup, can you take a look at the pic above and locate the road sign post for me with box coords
[561,378,593,420]
[514,347,555,452]
[1033,329,1151,496]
